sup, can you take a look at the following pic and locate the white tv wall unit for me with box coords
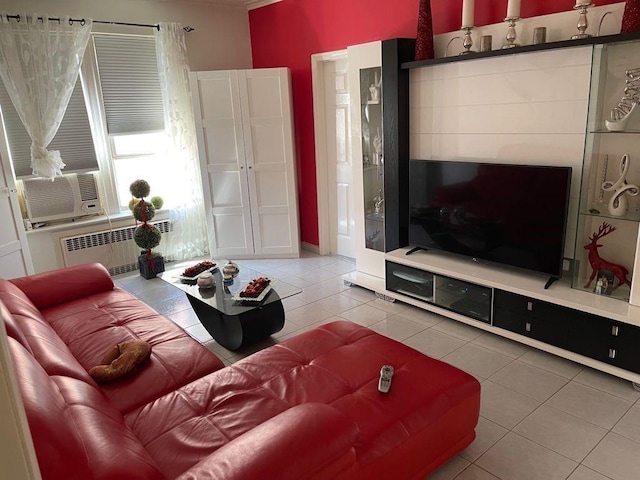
[384,248,640,388]
[345,31,640,388]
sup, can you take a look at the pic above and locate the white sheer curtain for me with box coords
[155,22,208,261]
[0,13,92,179]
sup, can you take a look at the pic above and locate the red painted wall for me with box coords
[249,0,621,248]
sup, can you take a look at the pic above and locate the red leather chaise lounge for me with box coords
[1,262,481,480]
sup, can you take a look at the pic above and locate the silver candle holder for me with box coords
[502,17,520,49]
[572,3,594,39]
[460,26,475,55]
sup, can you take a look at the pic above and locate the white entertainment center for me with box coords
[344,9,640,388]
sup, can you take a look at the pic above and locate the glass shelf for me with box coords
[572,38,640,302]
[360,66,384,253]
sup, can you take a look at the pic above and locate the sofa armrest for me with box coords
[10,263,114,310]
[177,403,358,480]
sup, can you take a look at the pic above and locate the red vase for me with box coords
[415,0,434,61]
[622,0,640,33]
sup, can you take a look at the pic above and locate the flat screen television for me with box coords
[408,160,572,280]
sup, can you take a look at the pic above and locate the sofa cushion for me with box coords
[8,337,164,480]
[0,285,96,383]
[125,321,480,479]
[40,287,225,413]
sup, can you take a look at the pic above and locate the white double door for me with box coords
[191,68,299,258]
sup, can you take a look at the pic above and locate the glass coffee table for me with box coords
[159,260,301,350]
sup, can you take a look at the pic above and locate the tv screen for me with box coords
[408,160,571,278]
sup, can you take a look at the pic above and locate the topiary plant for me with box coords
[130,179,165,278]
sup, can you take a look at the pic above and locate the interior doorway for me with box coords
[312,50,355,258]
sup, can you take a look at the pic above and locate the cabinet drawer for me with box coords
[494,290,573,322]
[493,307,570,348]
[568,313,640,374]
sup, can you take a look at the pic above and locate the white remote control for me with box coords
[378,365,394,393]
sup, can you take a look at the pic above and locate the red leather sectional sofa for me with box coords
[1,262,480,479]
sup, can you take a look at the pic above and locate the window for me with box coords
[0,32,173,219]
[93,34,170,210]
[0,75,98,178]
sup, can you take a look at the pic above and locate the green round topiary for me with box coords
[133,200,156,222]
[134,223,162,251]
[130,179,151,199]
[150,196,164,210]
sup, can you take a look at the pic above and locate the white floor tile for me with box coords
[566,465,611,480]
[367,297,411,314]
[368,316,426,342]
[427,455,470,480]
[338,303,392,326]
[546,382,633,430]
[395,306,445,328]
[476,432,577,480]
[612,404,640,444]
[442,343,514,380]
[403,329,467,359]
[573,368,640,403]
[513,405,608,462]
[284,303,335,328]
[583,432,640,480]
[518,348,583,379]
[453,465,500,480]
[310,293,363,315]
[471,332,530,359]
[431,318,485,342]
[488,360,568,402]
[479,381,541,430]
[460,417,508,463]
[340,286,378,302]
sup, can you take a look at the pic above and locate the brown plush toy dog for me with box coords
[89,341,152,384]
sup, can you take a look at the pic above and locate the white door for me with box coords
[323,58,355,258]
[0,134,33,278]
[238,69,300,256]
[190,71,255,258]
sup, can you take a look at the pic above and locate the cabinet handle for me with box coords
[527,301,533,312]
[609,348,616,359]
[525,322,531,332]
[611,325,619,336]
[240,166,244,170]
[248,165,253,169]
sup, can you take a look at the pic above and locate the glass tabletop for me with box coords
[158,259,302,316]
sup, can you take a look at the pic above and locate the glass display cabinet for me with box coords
[573,38,640,303]
[360,66,385,252]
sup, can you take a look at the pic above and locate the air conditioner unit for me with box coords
[22,173,102,223]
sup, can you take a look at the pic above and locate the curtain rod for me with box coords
[4,14,196,32]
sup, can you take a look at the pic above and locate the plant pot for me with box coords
[138,254,165,279]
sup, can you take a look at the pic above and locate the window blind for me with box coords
[0,78,99,179]
[93,35,164,135]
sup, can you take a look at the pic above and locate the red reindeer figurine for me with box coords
[584,222,632,290]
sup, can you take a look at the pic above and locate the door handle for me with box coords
[611,325,619,336]
[527,301,533,311]
[525,322,531,332]
[609,348,616,359]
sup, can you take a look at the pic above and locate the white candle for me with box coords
[461,0,474,28]
[507,0,521,19]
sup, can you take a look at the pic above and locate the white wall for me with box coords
[0,0,253,71]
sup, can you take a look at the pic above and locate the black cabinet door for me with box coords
[493,307,570,348]
[569,312,640,374]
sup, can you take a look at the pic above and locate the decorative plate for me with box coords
[231,278,273,302]
[177,264,217,282]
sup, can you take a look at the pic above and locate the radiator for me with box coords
[60,221,172,276]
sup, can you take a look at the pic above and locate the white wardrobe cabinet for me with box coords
[190,68,300,258]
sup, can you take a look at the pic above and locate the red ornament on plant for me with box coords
[583,222,632,290]
[622,0,640,33]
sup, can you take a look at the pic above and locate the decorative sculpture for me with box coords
[601,153,639,216]
[583,222,632,290]
[605,67,640,132]
[415,0,434,61]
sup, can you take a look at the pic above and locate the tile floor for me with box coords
[115,252,640,480]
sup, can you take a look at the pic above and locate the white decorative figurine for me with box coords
[602,153,639,216]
